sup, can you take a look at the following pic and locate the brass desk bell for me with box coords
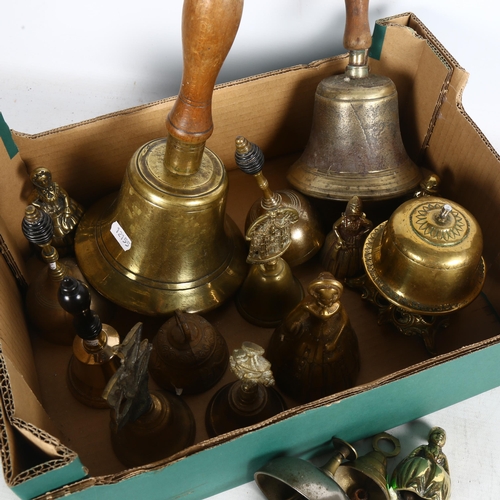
[74,0,247,316]
[22,205,112,345]
[267,272,360,403]
[362,196,486,354]
[390,427,451,500]
[235,136,324,266]
[235,206,304,327]
[58,276,121,408]
[148,309,229,395]
[102,323,195,467]
[287,0,422,201]
[205,341,286,437]
[254,437,357,500]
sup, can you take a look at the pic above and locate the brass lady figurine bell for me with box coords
[267,272,360,403]
[148,309,228,395]
[235,207,304,327]
[235,136,324,266]
[205,341,286,437]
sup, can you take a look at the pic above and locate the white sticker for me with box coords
[110,221,132,251]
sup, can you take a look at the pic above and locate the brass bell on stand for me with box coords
[58,276,121,409]
[205,341,286,437]
[148,309,229,395]
[102,323,196,468]
[334,432,401,500]
[234,136,324,266]
[235,206,304,327]
[22,205,113,345]
[362,196,486,354]
[287,0,422,201]
[267,272,360,403]
[254,436,357,500]
[74,0,247,316]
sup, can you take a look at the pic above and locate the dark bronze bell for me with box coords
[287,0,422,201]
[74,0,247,316]
[148,309,228,395]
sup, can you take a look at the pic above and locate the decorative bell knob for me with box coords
[205,341,286,437]
[58,276,121,408]
[235,136,324,266]
[102,323,196,467]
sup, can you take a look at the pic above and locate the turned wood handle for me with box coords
[343,0,372,51]
[166,0,244,144]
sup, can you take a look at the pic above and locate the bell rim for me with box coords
[363,221,486,314]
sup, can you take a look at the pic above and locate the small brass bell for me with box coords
[267,272,360,403]
[205,341,286,437]
[22,205,113,345]
[321,196,373,282]
[334,432,401,500]
[28,166,84,255]
[362,196,486,353]
[103,323,196,468]
[58,276,121,408]
[235,136,324,266]
[235,207,304,327]
[74,0,247,316]
[390,427,451,500]
[254,436,357,500]
[287,0,422,201]
[148,309,228,395]
[413,172,441,198]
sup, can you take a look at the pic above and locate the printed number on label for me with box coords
[110,221,132,251]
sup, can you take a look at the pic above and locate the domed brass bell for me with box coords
[74,0,247,316]
[333,432,401,500]
[362,196,486,353]
[287,0,422,201]
[148,309,228,395]
[235,207,304,327]
[254,436,357,500]
[235,136,324,266]
[22,205,113,345]
[205,342,286,437]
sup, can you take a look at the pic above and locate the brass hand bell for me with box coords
[235,136,324,266]
[58,276,121,408]
[287,0,422,201]
[74,0,247,316]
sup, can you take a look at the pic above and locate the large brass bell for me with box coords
[287,0,422,201]
[74,0,247,316]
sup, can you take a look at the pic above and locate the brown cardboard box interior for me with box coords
[1,11,500,491]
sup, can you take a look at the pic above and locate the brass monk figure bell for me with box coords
[267,272,360,403]
[74,0,247,316]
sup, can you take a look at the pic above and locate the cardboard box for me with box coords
[1,12,500,500]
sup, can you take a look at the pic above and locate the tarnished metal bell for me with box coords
[74,0,247,316]
[287,0,422,201]
[363,196,486,315]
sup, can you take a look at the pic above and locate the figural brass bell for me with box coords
[74,0,247,315]
[287,0,422,201]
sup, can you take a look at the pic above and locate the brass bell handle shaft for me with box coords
[166,0,244,146]
[343,0,372,51]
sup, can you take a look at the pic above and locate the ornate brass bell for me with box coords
[235,136,324,266]
[103,323,196,467]
[334,432,401,500]
[362,196,486,353]
[22,205,113,345]
[235,205,304,327]
[287,0,422,201]
[74,0,247,316]
[254,436,357,500]
[205,342,286,437]
[58,276,121,408]
[148,309,229,395]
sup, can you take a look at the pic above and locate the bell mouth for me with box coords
[363,220,486,315]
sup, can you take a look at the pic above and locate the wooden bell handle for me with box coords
[166,0,244,145]
[343,0,372,51]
